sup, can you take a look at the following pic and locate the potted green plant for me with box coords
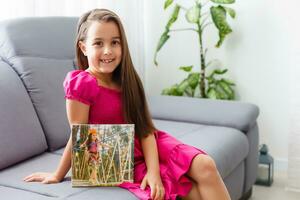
[154,0,236,100]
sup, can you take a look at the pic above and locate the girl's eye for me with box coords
[112,40,120,45]
[94,41,103,46]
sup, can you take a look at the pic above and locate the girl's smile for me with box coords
[79,21,122,78]
[100,58,114,63]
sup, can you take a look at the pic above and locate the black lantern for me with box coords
[255,144,274,186]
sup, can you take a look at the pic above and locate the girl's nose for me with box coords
[103,45,112,55]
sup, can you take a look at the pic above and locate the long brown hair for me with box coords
[75,8,156,138]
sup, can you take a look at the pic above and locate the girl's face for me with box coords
[91,134,98,141]
[79,21,122,75]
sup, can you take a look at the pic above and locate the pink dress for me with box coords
[63,70,207,200]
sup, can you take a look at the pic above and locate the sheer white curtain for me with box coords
[0,0,145,81]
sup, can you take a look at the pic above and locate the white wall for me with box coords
[286,0,300,190]
[144,0,293,170]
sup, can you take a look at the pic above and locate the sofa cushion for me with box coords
[52,120,203,156]
[0,17,77,60]
[153,119,249,178]
[53,120,248,181]
[148,95,259,133]
[153,119,203,138]
[64,187,137,200]
[0,153,88,198]
[0,17,79,151]
[223,162,244,200]
[0,61,47,170]
[0,186,54,200]
[7,57,74,151]
[52,147,65,155]
[0,153,138,199]
[179,126,249,178]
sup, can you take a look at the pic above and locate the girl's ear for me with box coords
[78,41,87,56]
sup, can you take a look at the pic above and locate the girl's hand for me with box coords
[140,172,165,200]
[23,172,61,184]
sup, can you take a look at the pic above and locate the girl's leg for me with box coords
[181,179,203,200]
[90,167,100,184]
[89,168,95,181]
[187,154,231,200]
[88,159,97,183]
[92,168,97,179]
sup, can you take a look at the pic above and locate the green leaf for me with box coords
[193,84,201,98]
[184,86,194,97]
[214,68,228,75]
[207,68,227,80]
[210,6,233,47]
[164,0,174,10]
[154,4,180,65]
[206,88,218,99]
[206,76,214,85]
[207,71,214,79]
[187,72,200,89]
[223,6,236,18]
[210,0,235,4]
[179,65,193,72]
[185,4,201,24]
[166,5,180,29]
[156,30,170,52]
[178,79,190,93]
[154,30,170,65]
[215,84,228,99]
[219,81,233,98]
[161,88,171,95]
[221,78,235,86]
[161,84,183,96]
[220,79,235,99]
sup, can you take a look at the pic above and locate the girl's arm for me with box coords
[141,133,160,174]
[23,99,89,184]
[80,137,89,148]
[54,99,90,181]
[140,133,165,200]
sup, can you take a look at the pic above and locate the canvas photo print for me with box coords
[71,124,134,187]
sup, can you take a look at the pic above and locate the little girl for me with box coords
[23,8,231,200]
[79,129,101,184]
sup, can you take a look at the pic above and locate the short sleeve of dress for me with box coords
[63,70,99,105]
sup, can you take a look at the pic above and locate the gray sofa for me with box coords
[0,17,259,200]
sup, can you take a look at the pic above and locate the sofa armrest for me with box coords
[148,95,259,133]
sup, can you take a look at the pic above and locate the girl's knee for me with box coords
[191,154,218,182]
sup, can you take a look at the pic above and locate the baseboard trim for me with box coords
[274,157,288,172]
[285,186,300,193]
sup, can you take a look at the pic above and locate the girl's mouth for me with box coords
[100,59,114,63]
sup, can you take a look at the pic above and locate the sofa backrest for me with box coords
[147,95,259,133]
[0,17,78,152]
[0,60,48,170]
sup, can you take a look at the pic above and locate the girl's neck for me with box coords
[86,68,114,87]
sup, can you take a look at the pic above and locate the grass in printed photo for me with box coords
[71,124,134,187]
